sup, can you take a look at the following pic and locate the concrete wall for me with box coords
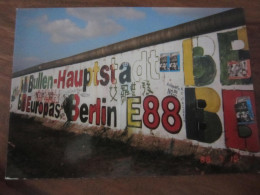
[10,8,260,158]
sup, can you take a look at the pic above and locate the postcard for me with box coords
[6,7,260,179]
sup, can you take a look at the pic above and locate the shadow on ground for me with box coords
[6,114,245,179]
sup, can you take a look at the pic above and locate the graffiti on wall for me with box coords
[10,26,260,154]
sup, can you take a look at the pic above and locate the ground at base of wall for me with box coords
[5,113,260,179]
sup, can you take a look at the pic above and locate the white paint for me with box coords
[231,40,245,50]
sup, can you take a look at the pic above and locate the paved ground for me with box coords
[6,114,243,179]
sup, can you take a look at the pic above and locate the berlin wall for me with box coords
[9,8,260,163]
